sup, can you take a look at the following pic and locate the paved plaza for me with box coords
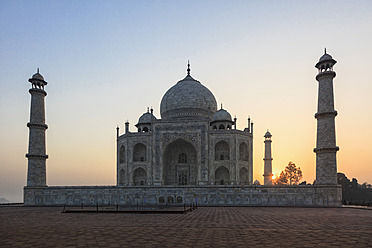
[0,206,371,247]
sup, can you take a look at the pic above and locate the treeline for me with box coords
[337,173,372,206]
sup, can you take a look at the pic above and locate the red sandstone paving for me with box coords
[0,207,371,248]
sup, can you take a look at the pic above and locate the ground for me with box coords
[0,206,371,247]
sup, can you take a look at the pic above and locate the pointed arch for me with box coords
[119,145,125,163]
[163,139,197,185]
[239,167,249,185]
[133,167,147,186]
[215,140,230,160]
[239,142,249,161]
[215,166,230,185]
[119,169,125,185]
[133,143,146,162]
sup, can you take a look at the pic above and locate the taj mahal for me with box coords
[116,63,253,187]
[24,50,342,206]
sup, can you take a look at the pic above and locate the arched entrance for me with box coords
[215,166,230,185]
[163,139,197,185]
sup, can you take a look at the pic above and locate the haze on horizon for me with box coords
[0,0,371,202]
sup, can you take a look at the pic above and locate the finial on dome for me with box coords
[37,68,40,73]
[221,103,223,109]
[147,107,149,113]
[187,60,190,75]
[324,47,327,54]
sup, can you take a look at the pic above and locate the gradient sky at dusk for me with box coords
[1,1,371,202]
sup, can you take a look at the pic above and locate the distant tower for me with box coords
[263,130,273,185]
[314,49,339,185]
[25,69,48,187]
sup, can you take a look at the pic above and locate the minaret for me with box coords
[25,69,48,187]
[263,130,273,185]
[314,49,339,185]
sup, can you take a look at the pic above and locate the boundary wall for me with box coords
[24,185,342,207]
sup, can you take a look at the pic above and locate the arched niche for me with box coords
[239,167,249,185]
[239,142,249,161]
[119,169,125,185]
[215,166,230,185]
[119,145,125,163]
[133,167,147,186]
[133,143,146,162]
[163,139,197,185]
[215,140,230,160]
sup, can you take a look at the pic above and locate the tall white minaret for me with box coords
[25,69,48,187]
[314,49,339,185]
[263,130,273,185]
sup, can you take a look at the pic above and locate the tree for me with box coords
[273,161,303,185]
[274,171,289,185]
[285,162,303,185]
[350,178,359,190]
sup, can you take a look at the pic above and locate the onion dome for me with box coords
[160,63,217,119]
[253,180,261,185]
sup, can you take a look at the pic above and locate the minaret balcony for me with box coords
[313,147,339,153]
[29,88,47,96]
[27,122,48,129]
[314,110,337,119]
[316,71,336,80]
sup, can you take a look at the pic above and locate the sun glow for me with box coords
[272,175,276,180]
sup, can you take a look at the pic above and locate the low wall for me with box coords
[24,185,342,207]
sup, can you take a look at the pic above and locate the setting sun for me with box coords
[272,175,276,180]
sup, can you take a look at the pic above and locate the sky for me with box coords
[1,0,371,202]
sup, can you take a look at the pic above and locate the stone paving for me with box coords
[0,206,371,247]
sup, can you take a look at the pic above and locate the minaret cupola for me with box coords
[29,68,48,90]
[315,48,337,74]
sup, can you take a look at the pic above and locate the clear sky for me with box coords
[1,0,371,202]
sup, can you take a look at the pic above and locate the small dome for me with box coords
[254,180,261,185]
[264,130,272,138]
[137,112,156,124]
[212,108,232,122]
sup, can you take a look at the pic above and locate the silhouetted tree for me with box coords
[337,172,372,206]
[273,162,303,185]
[274,171,288,185]
[285,162,303,185]
[350,178,359,190]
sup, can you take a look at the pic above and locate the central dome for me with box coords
[160,73,217,119]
